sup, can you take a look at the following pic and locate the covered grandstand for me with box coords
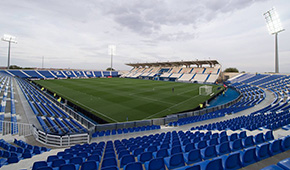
[122,60,221,84]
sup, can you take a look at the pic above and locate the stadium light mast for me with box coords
[108,45,116,70]
[263,7,285,73]
[1,34,17,69]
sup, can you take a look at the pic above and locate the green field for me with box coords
[34,78,223,123]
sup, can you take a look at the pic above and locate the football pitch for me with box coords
[34,78,223,123]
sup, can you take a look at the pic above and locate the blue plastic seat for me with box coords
[138,152,153,163]
[229,133,238,141]
[101,166,119,170]
[59,163,76,170]
[219,136,229,144]
[164,153,185,170]
[80,160,98,170]
[240,147,258,167]
[124,162,143,170]
[144,158,165,170]
[260,165,284,170]
[254,133,265,145]
[170,146,182,155]
[222,152,242,170]
[47,155,59,162]
[87,154,101,162]
[239,131,247,139]
[51,159,66,168]
[230,139,243,151]
[282,136,290,151]
[242,136,255,148]
[220,131,227,137]
[201,145,217,160]
[256,143,271,160]
[183,143,195,153]
[23,152,32,159]
[207,138,219,146]
[32,161,48,170]
[277,158,290,170]
[269,139,282,155]
[265,131,274,141]
[69,157,83,169]
[7,156,20,164]
[184,149,202,164]
[147,146,158,152]
[154,149,169,158]
[119,150,130,159]
[205,158,223,170]
[104,152,116,159]
[195,140,207,149]
[133,148,145,157]
[102,158,117,168]
[120,155,135,168]
[216,142,231,156]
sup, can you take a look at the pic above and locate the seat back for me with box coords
[254,133,264,144]
[282,136,290,151]
[70,156,83,165]
[217,142,231,155]
[231,139,243,151]
[241,147,258,166]
[229,133,238,141]
[205,158,223,170]
[51,159,66,167]
[147,158,165,170]
[187,149,202,163]
[224,152,242,170]
[243,136,254,148]
[256,143,270,160]
[102,158,117,168]
[184,143,195,152]
[156,149,169,158]
[139,152,153,163]
[120,155,135,168]
[270,139,282,155]
[264,131,274,141]
[59,163,76,170]
[169,153,185,167]
[80,160,98,170]
[171,146,182,155]
[124,162,143,170]
[32,161,48,170]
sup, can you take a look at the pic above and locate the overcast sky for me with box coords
[0,0,289,73]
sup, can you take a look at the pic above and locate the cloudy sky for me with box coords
[0,0,289,73]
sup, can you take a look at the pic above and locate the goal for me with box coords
[199,85,213,96]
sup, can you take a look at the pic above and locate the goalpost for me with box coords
[199,85,213,96]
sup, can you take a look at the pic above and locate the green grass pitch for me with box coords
[34,78,223,123]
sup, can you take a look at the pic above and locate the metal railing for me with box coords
[0,120,33,136]
[33,127,89,147]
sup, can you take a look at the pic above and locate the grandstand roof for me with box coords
[126,60,220,67]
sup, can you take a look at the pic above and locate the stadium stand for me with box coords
[123,60,221,84]
[1,69,118,79]
[16,78,87,135]
[2,65,290,170]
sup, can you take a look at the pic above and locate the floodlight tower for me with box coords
[263,7,285,73]
[1,34,17,69]
[108,45,116,70]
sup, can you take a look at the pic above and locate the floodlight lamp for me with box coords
[264,7,284,34]
[2,34,17,43]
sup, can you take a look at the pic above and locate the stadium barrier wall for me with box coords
[92,87,242,132]
[33,127,89,147]
[0,120,33,136]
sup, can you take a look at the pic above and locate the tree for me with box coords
[9,65,22,69]
[224,67,239,73]
[106,67,115,71]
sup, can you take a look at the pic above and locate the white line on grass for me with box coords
[130,93,175,105]
[55,92,119,123]
[144,95,200,119]
[177,86,199,95]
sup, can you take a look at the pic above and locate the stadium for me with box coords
[0,1,290,170]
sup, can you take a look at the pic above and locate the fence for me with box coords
[33,127,89,147]
[0,120,33,136]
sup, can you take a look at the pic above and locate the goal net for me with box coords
[199,85,213,96]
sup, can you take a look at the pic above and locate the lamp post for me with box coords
[108,45,116,71]
[1,34,17,69]
[264,7,285,73]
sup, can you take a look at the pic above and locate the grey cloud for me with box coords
[99,0,268,40]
